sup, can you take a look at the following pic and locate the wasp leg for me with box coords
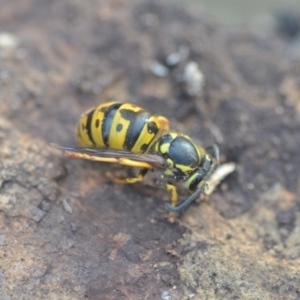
[165,184,178,208]
[115,168,148,184]
[64,151,154,169]
[118,158,153,169]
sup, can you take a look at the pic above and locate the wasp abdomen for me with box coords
[77,102,168,153]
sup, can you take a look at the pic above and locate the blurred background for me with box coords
[180,0,300,40]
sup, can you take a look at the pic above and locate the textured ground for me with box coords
[0,0,300,299]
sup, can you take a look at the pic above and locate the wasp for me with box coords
[59,102,219,212]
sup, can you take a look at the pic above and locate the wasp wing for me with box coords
[55,145,167,169]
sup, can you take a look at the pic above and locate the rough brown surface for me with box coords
[0,0,300,299]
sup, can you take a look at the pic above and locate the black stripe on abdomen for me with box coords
[100,103,122,147]
[119,109,150,151]
[85,109,96,145]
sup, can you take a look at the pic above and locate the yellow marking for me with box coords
[176,164,195,173]
[159,131,178,153]
[77,103,115,147]
[164,169,174,176]
[166,184,178,208]
[123,103,143,112]
[160,143,170,154]
[109,103,142,150]
[131,124,151,152]
[166,158,174,168]
[77,114,94,147]
[109,116,130,149]
[169,132,178,139]
[131,115,160,153]
[89,103,111,147]
[183,172,199,189]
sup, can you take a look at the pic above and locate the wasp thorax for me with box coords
[154,132,202,176]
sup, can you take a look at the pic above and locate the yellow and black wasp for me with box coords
[59,102,219,212]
